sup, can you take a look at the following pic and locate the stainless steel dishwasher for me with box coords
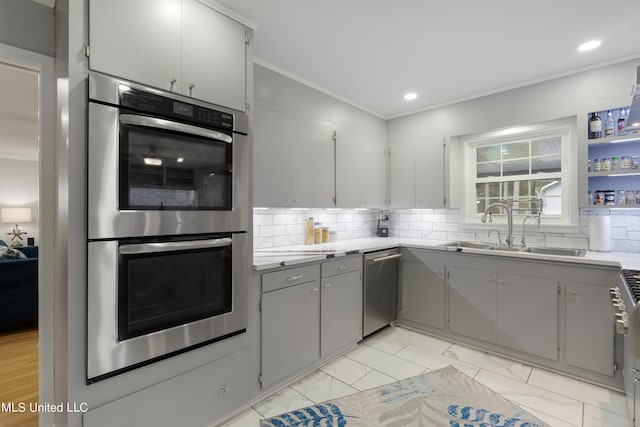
[363,249,402,337]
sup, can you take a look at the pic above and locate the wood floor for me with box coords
[0,325,39,427]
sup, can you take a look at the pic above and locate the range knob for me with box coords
[616,318,629,335]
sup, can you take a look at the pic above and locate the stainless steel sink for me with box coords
[439,241,586,257]
[520,246,586,257]
[439,241,492,249]
[489,245,522,252]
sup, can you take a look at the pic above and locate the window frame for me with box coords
[462,118,578,227]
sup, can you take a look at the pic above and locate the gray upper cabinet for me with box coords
[181,0,247,111]
[253,104,335,207]
[389,135,447,209]
[335,128,387,208]
[254,64,387,209]
[89,0,247,111]
[89,0,181,90]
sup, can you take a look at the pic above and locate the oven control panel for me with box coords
[119,86,233,131]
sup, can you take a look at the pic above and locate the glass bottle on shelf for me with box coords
[589,112,602,139]
[605,110,614,136]
[617,108,627,135]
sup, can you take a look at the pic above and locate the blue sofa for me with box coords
[0,240,38,326]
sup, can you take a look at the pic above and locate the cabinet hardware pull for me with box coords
[368,253,402,264]
[287,275,302,281]
[220,387,229,394]
[338,265,351,271]
[119,238,231,255]
[188,83,195,96]
[120,114,232,143]
[312,287,319,293]
[325,284,332,288]
[169,77,177,90]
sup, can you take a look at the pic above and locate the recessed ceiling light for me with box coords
[578,40,601,52]
[404,93,417,101]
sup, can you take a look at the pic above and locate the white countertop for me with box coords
[253,237,640,271]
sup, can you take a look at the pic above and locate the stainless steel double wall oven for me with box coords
[86,72,249,383]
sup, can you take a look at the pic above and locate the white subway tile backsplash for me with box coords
[259,225,287,237]
[254,207,640,253]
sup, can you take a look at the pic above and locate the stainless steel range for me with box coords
[610,269,640,425]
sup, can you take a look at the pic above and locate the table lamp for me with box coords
[1,207,32,248]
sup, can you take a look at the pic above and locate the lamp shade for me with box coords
[1,207,32,224]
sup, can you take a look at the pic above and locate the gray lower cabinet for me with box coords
[399,261,446,330]
[565,282,615,376]
[448,268,559,360]
[261,278,320,387]
[83,349,249,427]
[497,273,558,360]
[321,270,363,357]
[448,266,498,344]
[260,257,362,388]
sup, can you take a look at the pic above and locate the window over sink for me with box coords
[462,118,578,226]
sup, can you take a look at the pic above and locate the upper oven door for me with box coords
[88,102,248,239]
[119,113,233,211]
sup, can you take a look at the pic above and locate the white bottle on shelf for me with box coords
[605,110,614,136]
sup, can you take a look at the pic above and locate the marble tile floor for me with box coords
[220,325,630,427]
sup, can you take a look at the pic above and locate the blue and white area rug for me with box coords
[260,365,549,426]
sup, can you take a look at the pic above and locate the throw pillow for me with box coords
[0,246,27,261]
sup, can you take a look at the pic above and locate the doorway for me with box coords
[0,44,55,427]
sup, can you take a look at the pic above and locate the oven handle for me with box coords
[119,238,233,255]
[120,114,233,143]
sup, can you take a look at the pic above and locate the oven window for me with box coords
[118,244,232,341]
[119,119,232,210]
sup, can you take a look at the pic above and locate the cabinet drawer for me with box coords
[321,256,362,278]
[84,349,249,427]
[262,264,320,293]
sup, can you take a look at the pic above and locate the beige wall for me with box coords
[0,158,39,245]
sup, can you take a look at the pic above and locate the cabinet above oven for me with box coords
[88,0,251,112]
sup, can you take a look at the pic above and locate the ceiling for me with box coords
[215,0,640,119]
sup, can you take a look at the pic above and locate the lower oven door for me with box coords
[87,232,247,383]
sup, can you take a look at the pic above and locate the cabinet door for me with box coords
[335,128,387,208]
[289,118,335,208]
[448,266,497,344]
[89,0,181,91]
[321,270,362,357]
[182,0,246,111]
[565,282,615,376]
[389,137,415,208]
[253,105,293,207]
[84,350,248,427]
[261,281,320,387]
[399,261,445,330]
[498,274,558,360]
[415,137,446,208]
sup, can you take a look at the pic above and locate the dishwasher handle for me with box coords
[367,253,402,264]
